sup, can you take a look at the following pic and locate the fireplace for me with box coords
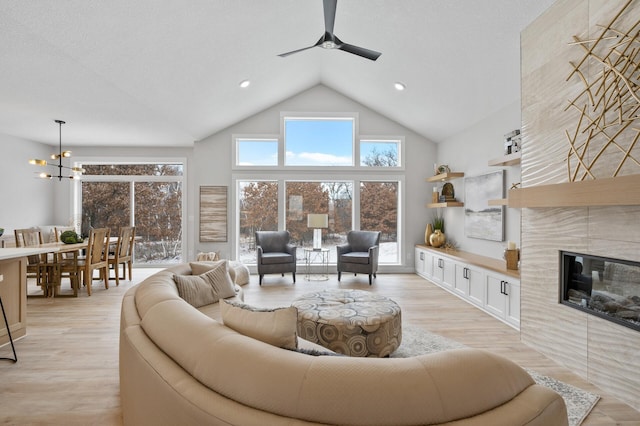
[560,251,640,332]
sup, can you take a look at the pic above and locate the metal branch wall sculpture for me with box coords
[565,0,640,181]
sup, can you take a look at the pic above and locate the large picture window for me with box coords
[234,114,402,266]
[236,176,399,265]
[77,162,184,266]
[360,181,399,263]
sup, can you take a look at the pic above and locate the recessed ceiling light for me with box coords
[394,82,406,91]
[239,79,251,88]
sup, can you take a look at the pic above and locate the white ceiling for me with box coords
[0,0,555,148]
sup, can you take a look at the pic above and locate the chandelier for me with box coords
[29,120,84,180]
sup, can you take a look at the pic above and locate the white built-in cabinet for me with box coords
[414,245,520,329]
[484,272,520,328]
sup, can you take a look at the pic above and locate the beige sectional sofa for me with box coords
[120,264,568,425]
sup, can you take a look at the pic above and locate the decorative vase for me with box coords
[424,224,433,246]
[429,229,445,248]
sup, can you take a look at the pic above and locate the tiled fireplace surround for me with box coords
[520,0,640,410]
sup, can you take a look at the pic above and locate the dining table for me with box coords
[24,235,126,298]
[33,240,89,298]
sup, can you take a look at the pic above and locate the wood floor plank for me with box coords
[0,270,638,425]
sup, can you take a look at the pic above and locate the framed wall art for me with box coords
[464,171,504,241]
[200,186,228,242]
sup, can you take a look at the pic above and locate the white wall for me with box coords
[3,85,437,268]
[193,84,437,270]
[1,133,56,240]
[437,101,522,259]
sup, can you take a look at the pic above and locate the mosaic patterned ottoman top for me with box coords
[292,289,402,357]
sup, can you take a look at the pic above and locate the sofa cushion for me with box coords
[174,263,236,308]
[220,300,298,350]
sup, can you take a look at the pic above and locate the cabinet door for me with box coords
[415,248,426,277]
[424,251,434,278]
[441,258,455,289]
[485,274,507,318]
[466,266,485,307]
[453,263,470,297]
[505,280,521,327]
[432,257,444,284]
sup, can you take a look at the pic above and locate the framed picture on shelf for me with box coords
[464,171,504,241]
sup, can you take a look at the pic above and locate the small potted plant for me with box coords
[430,213,446,248]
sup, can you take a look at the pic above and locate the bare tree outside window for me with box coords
[238,181,278,262]
[80,163,183,265]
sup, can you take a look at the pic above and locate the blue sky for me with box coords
[238,119,397,166]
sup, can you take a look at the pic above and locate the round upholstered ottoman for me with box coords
[292,289,402,357]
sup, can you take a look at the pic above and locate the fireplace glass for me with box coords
[560,251,640,331]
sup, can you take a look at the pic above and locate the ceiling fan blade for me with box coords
[338,43,382,61]
[323,0,337,35]
[278,45,318,58]
[278,37,324,58]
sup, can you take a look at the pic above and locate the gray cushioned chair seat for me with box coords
[261,253,295,265]
[339,252,371,264]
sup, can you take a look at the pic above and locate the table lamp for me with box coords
[307,214,328,250]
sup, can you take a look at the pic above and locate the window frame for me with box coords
[359,138,404,169]
[232,172,404,266]
[282,113,356,168]
[233,135,281,170]
[73,157,187,268]
[232,115,404,171]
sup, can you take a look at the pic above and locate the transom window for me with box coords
[360,140,400,167]
[235,115,404,169]
[284,117,354,166]
[237,139,278,166]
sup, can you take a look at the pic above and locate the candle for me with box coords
[507,241,516,250]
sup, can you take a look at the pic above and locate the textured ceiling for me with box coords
[0,0,555,147]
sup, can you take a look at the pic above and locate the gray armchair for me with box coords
[337,231,381,285]
[255,231,297,286]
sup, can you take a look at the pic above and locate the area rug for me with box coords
[390,325,600,426]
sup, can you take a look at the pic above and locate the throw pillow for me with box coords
[189,259,225,275]
[190,260,243,284]
[220,300,298,350]
[174,262,236,308]
[173,273,217,308]
[196,251,220,261]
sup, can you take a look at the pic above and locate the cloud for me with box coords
[286,151,352,166]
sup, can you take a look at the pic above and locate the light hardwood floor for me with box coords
[1,270,639,425]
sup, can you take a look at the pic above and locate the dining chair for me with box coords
[79,228,110,296]
[54,226,82,295]
[14,228,57,296]
[108,226,135,286]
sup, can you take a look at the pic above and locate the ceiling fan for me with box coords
[278,0,381,61]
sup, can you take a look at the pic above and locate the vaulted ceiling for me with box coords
[0,0,555,148]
